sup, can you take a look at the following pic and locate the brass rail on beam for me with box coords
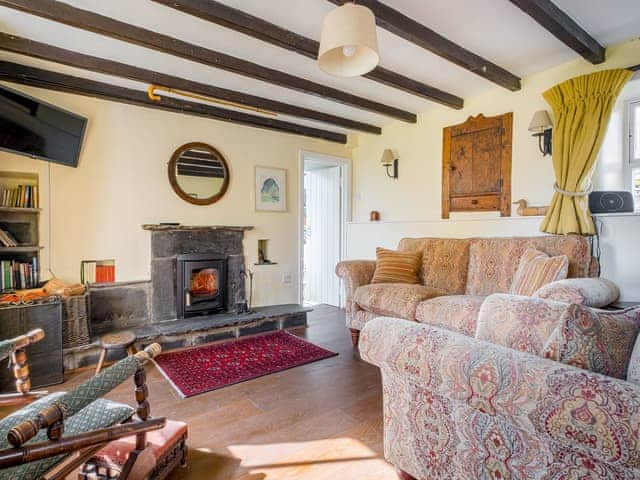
[147,85,277,116]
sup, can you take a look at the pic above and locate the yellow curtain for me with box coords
[540,68,633,235]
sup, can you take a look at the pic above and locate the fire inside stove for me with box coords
[190,268,219,297]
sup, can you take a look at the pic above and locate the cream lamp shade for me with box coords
[528,110,553,133]
[318,3,379,77]
[380,148,395,166]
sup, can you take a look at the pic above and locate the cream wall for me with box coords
[0,82,351,306]
[351,39,640,222]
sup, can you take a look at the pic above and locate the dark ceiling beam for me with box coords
[327,0,521,92]
[0,0,416,123]
[0,33,381,135]
[151,0,464,110]
[0,61,347,144]
[507,0,605,64]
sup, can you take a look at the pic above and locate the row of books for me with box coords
[1,258,39,291]
[81,259,116,284]
[0,228,19,247]
[1,184,39,208]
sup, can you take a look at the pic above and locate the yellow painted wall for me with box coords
[0,83,351,306]
[351,39,640,223]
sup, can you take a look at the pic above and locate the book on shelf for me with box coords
[0,184,39,208]
[0,228,19,247]
[0,257,39,291]
[81,259,116,284]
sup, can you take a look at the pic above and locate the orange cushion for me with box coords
[371,247,421,284]
[94,420,188,466]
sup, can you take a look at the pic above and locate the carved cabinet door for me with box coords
[442,113,512,218]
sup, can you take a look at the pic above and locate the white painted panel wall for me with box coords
[345,214,640,302]
[304,166,341,306]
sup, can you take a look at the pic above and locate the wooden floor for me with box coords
[57,304,397,479]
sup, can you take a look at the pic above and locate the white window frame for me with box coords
[630,99,640,166]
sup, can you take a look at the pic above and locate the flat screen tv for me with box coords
[0,84,87,167]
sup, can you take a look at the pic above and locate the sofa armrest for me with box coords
[533,277,620,307]
[360,317,640,469]
[335,260,376,314]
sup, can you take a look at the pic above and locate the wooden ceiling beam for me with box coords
[327,0,522,92]
[0,0,416,123]
[0,61,348,144]
[0,33,381,135]
[508,0,605,64]
[152,0,464,110]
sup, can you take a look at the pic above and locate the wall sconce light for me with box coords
[528,110,553,156]
[380,149,398,179]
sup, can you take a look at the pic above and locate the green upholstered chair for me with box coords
[0,329,165,480]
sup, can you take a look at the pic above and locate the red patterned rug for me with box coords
[153,330,338,398]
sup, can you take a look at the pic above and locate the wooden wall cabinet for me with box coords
[442,113,513,218]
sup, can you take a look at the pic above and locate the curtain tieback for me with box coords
[553,180,593,197]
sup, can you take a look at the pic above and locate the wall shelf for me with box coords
[0,246,44,253]
[0,207,41,214]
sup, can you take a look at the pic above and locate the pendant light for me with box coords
[318,2,379,77]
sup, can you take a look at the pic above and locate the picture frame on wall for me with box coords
[255,166,287,212]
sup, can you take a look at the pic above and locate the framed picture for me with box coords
[255,166,287,212]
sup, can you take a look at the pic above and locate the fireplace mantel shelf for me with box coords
[142,224,254,232]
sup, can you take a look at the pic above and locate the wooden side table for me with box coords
[95,330,137,375]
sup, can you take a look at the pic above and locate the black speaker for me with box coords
[589,191,635,213]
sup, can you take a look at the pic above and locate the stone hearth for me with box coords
[63,225,312,370]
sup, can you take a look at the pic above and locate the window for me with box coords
[631,100,640,164]
[630,100,640,210]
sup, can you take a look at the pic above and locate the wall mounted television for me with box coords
[0,84,87,167]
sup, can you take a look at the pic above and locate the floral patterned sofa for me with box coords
[336,235,618,345]
[360,299,640,479]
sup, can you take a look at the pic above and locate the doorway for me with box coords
[299,151,350,307]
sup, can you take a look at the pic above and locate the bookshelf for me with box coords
[0,171,42,291]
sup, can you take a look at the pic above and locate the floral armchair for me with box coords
[361,316,640,479]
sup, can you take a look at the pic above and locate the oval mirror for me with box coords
[168,142,230,205]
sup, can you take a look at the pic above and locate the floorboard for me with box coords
[54,304,396,479]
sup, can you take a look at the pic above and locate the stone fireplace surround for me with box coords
[63,225,310,370]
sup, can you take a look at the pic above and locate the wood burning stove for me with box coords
[176,254,227,318]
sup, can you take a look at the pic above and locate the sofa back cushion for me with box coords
[466,235,592,296]
[397,237,470,294]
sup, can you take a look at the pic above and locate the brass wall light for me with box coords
[529,110,553,156]
[381,149,398,179]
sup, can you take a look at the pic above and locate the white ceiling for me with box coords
[1,0,639,136]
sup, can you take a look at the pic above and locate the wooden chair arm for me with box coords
[7,343,162,447]
[0,417,166,469]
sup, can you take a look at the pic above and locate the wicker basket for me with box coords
[62,293,91,348]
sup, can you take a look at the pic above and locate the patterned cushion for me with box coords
[0,395,134,480]
[533,277,620,307]
[509,248,569,296]
[466,235,592,296]
[371,248,421,284]
[627,335,640,386]
[475,294,568,355]
[354,283,446,320]
[541,304,640,379]
[421,238,470,294]
[415,295,485,336]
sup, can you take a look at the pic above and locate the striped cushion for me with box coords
[371,248,421,284]
[509,248,569,296]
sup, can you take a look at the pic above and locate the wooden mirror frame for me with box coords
[168,142,230,206]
